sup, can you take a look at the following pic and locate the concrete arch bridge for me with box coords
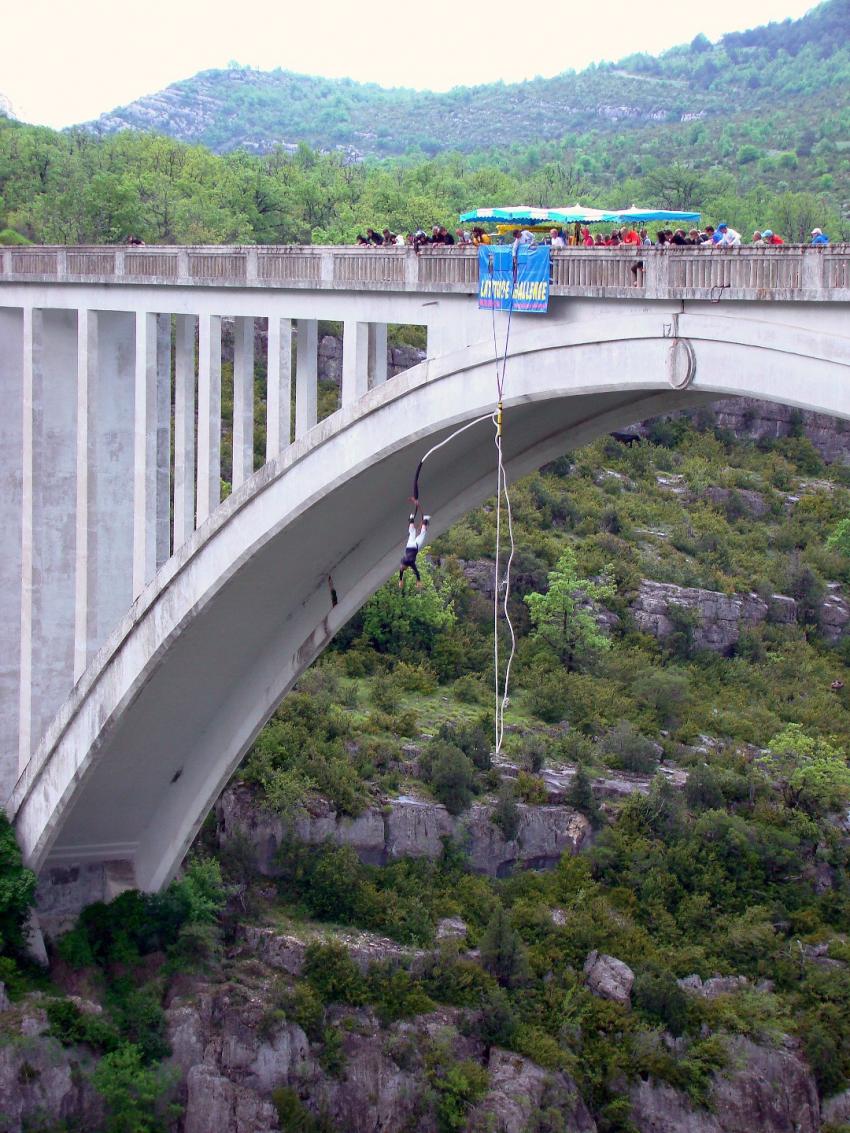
[1,243,850,910]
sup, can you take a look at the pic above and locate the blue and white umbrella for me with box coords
[609,206,701,223]
[460,204,619,226]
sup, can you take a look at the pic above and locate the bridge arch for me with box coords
[11,308,850,891]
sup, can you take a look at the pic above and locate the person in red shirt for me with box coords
[621,226,641,246]
[762,229,784,245]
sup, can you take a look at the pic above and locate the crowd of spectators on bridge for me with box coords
[354,221,830,249]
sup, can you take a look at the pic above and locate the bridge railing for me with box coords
[2,243,849,298]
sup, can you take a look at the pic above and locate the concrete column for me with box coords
[266,316,292,459]
[342,319,369,407]
[21,308,78,766]
[368,322,388,388]
[173,314,196,549]
[232,316,254,490]
[295,318,318,439]
[155,314,172,568]
[196,314,221,525]
[133,312,157,596]
[0,307,23,799]
[88,312,135,660]
[74,309,97,681]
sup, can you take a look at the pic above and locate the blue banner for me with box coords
[478,245,550,313]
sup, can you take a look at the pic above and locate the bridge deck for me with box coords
[2,244,850,300]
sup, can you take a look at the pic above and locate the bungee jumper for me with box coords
[398,506,430,588]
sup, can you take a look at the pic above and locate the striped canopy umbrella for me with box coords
[552,203,621,223]
[609,206,701,223]
[460,204,619,226]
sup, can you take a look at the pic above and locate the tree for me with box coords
[479,905,530,987]
[91,1044,180,1133]
[0,814,36,957]
[566,763,602,828]
[524,549,615,671]
[428,744,477,815]
[362,556,455,658]
[826,517,850,557]
[762,724,850,816]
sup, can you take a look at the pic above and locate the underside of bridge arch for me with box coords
[11,309,850,894]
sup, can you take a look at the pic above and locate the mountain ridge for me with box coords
[82,0,850,157]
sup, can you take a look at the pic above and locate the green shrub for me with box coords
[598,722,659,774]
[491,785,520,841]
[366,963,435,1023]
[0,815,37,957]
[423,743,477,814]
[46,998,121,1053]
[303,942,367,1005]
[91,1043,180,1133]
[516,771,548,804]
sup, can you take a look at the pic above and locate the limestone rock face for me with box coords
[584,950,635,1005]
[0,1000,104,1133]
[823,1086,850,1126]
[217,785,591,878]
[468,1048,597,1133]
[629,1035,819,1133]
[238,923,426,976]
[183,1064,279,1133]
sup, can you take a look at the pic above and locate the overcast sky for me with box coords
[3,0,818,129]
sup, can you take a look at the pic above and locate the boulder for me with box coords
[435,916,468,942]
[584,950,634,1005]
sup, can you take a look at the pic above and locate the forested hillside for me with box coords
[81,0,850,172]
[0,111,846,248]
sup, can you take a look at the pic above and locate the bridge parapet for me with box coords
[2,244,849,299]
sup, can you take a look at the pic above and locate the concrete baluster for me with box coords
[342,320,370,406]
[295,318,318,438]
[196,314,222,525]
[232,316,255,490]
[173,315,196,549]
[266,316,292,458]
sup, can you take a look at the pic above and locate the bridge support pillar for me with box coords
[368,323,388,388]
[20,308,78,770]
[156,315,172,568]
[342,320,370,407]
[295,318,318,438]
[133,312,158,595]
[232,316,255,490]
[0,306,23,800]
[196,314,222,526]
[266,317,292,459]
[173,314,196,548]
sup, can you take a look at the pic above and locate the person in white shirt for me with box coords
[716,222,741,246]
[549,228,566,248]
[399,513,430,587]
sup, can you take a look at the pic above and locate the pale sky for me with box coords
[3,0,819,129]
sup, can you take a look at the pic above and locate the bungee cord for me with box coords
[490,254,518,757]
[408,247,521,758]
